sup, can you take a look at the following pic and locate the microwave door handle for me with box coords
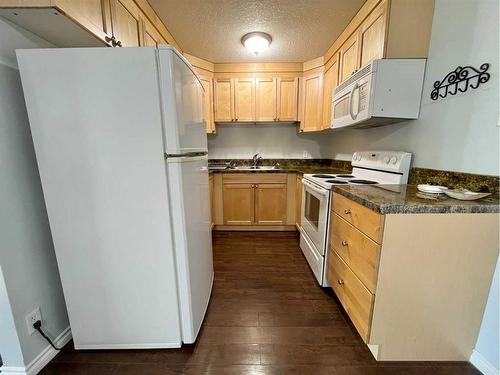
[302,179,328,197]
[349,82,359,120]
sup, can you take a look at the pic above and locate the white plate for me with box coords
[443,189,492,201]
[417,184,448,194]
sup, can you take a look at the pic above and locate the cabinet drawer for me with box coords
[332,193,384,243]
[330,213,380,293]
[326,250,374,343]
[222,173,287,184]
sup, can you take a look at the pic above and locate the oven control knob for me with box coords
[384,156,390,164]
[390,156,398,164]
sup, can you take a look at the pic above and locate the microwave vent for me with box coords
[335,64,372,94]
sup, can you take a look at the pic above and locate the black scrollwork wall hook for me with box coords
[430,63,490,100]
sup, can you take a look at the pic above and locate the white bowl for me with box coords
[443,189,491,201]
[417,184,448,194]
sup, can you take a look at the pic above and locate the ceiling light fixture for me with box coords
[241,32,272,56]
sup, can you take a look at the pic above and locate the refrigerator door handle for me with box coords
[165,151,208,158]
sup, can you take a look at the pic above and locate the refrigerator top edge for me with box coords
[157,45,203,90]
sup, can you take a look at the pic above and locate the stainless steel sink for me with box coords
[234,166,280,171]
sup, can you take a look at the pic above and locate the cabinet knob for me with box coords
[341,240,348,246]
[344,209,351,214]
[116,40,122,47]
[105,36,113,44]
[235,118,238,121]
[337,279,344,285]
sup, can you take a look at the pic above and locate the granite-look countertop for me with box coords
[332,184,499,214]
[209,167,349,175]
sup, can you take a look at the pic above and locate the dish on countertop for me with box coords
[443,189,492,201]
[417,184,449,194]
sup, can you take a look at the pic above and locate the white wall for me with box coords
[472,259,499,374]
[0,18,69,369]
[322,0,499,176]
[0,266,24,368]
[207,122,328,159]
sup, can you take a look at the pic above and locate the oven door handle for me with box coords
[302,179,328,197]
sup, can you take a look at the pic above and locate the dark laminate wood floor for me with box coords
[40,231,480,374]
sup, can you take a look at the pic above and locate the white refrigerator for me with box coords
[16,46,214,349]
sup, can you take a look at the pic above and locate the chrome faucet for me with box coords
[252,153,263,167]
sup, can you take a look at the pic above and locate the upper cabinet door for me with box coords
[300,72,323,132]
[214,78,234,122]
[277,77,299,121]
[255,77,277,122]
[142,15,164,47]
[339,33,360,83]
[56,0,112,41]
[234,78,255,122]
[322,54,340,130]
[359,0,388,68]
[200,76,216,134]
[109,0,141,47]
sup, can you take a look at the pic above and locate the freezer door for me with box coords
[158,47,208,154]
[166,155,214,343]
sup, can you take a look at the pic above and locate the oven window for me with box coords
[304,191,320,230]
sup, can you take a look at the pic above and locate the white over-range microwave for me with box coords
[331,59,426,129]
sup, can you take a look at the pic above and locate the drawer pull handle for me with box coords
[344,209,351,214]
[337,279,344,285]
[341,240,348,246]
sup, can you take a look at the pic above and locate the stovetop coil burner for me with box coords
[312,174,336,178]
[335,174,355,178]
[348,179,378,185]
[326,180,348,184]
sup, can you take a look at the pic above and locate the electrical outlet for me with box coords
[25,307,42,335]
[302,150,312,159]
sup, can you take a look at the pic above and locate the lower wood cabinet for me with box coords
[254,183,287,225]
[212,173,296,229]
[222,183,254,225]
[327,192,499,361]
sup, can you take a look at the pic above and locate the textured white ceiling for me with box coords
[148,0,366,63]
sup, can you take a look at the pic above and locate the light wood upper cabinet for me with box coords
[300,72,323,132]
[322,54,340,130]
[200,76,216,134]
[142,15,166,47]
[277,77,299,121]
[214,78,234,122]
[57,0,111,40]
[222,183,254,226]
[109,0,141,47]
[234,78,256,121]
[339,33,360,83]
[254,183,287,225]
[255,77,277,121]
[359,0,387,68]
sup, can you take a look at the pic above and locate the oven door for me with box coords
[301,179,330,255]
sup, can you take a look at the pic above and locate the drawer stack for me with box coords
[326,192,385,342]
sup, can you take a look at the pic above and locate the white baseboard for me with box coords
[74,342,181,350]
[470,349,499,375]
[1,326,72,375]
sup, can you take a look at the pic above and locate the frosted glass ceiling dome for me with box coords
[241,32,272,56]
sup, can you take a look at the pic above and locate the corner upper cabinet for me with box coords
[322,53,340,130]
[142,15,167,47]
[299,71,323,132]
[234,78,256,122]
[277,77,299,121]
[255,77,277,121]
[214,78,234,122]
[109,0,142,47]
[199,75,216,134]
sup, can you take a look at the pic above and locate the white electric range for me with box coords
[299,150,412,286]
